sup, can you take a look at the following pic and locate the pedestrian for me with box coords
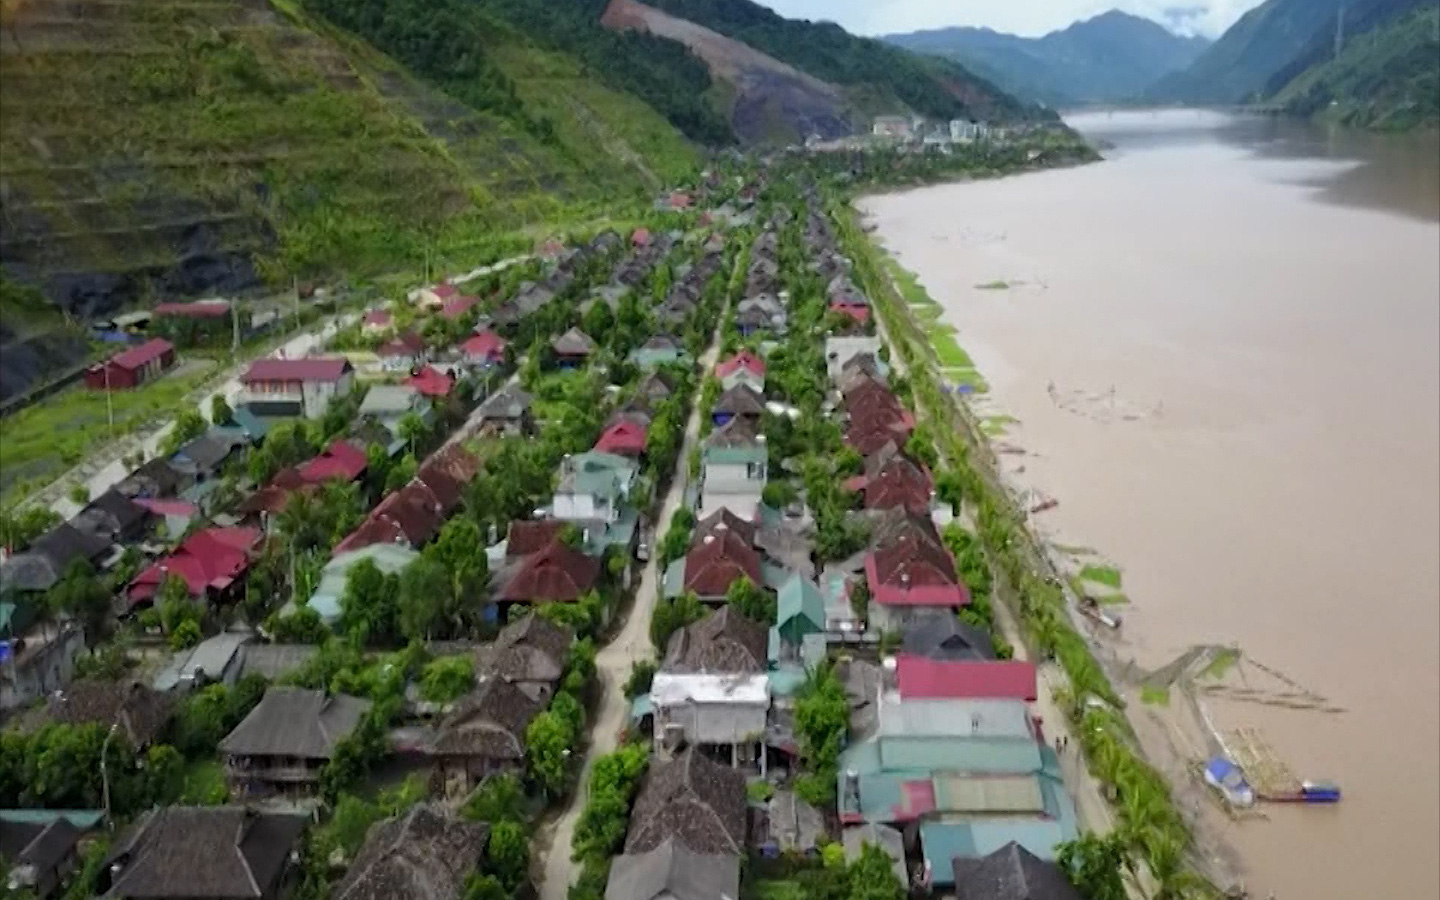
[1055,735,1062,754]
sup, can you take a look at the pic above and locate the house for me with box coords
[829,298,871,326]
[772,574,825,664]
[239,357,354,419]
[631,228,652,248]
[474,385,533,437]
[663,607,767,675]
[825,336,882,382]
[551,327,598,369]
[843,824,907,886]
[168,429,249,484]
[153,630,253,693]
[549,451,641,558]
[635,371,676,403]
[951,842,1083,900]
[429,679,542,796]
[236,644,321,683]
[589,230,623,256]
[626,747,748,854]
[696,417,767,521]
[415,281,460,310]
[0,620,85,712]
[334,805,490,900]
[664,520,762,605]
[901,612,996,661]
[923,818,1076,889]
[0,523,112,594]
[310,542,421,622]
[153,299,232,321]
[331,481,444,554]
[358,384,430,436]
[735,294,786,335]
[474,613,573,702]
[377,332,427,371]
[594,419,648,459]
[126,526,261,611]
[711,384,765,428]
[117,456,186,499]
[872,116,912,138]
[628,335,690,369]
[714,351,765,393]
[864,530,968,630]
[1,815,83,899]
[846,446,932,514]
[84,338,175,390]
[894,656,1038,702]
[361,309,393,334]
[605,839,740,900]
[459,329,507,368]
[43,679,173,749]
[495,539,601,607]
[99,806,307,900]
[415,443,482,515]
[297,439,369,485]
[404,365,455,399]
[733,305,775,338]
[219,687,372,797]
[650,669,769,769]
[838,354,886,394]
[758,790,824,856]
[71,489,150,543]
[438,294,479,322]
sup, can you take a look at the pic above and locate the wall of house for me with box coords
[826,337,882,380]
[0,625,84,710]
[553,492,613,523]
[703,460,765,492]
[300,371,353,418]
[720,372,765,394]
[654,700,767,745]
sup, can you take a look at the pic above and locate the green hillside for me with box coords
[0,0,699,316]
[1147,0,1349,103]
[639,0,1053,123]
[1271,3,1440,129]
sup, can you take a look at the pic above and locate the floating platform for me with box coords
[1225,728,1342,805]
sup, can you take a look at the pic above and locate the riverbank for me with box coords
[851,110,1440,900]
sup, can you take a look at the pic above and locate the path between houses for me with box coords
[532,339,722,900]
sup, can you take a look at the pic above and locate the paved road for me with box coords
[533,339,722,900]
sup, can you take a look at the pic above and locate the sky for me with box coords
[751,0,1266,38]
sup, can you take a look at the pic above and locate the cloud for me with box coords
[752,0,1265,38]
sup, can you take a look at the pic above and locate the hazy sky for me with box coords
[751,0,1265,38]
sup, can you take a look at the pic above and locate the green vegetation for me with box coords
[975,280,1012,290]
[644,0,1051,123]
[567,742,651,900]
[1078,563,1124,590]
[1141,684,1172,706]
[0,363,215,504]
[1201,648,1242,681]
[1271,3,1440,129]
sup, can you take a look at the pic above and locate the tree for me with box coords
[847,842,906,900]
[427,518,489,620]
[210,394,233,425]
[161,408,208,456]
[761,480,798,510]
[386,454,418,493]
[794,661,850,805]
[268,605,330,644]
[397,556,451,642]
[525,710,573,797]
[0,506,60,552]
[462,773,526,825]
[68,484,90,506]
[649,590,703,651]
[725,577,776,625]
[623,660,656,699]
[420,655,475,703]
[47,559,112,638]
[1057,832,1130,900]
[338,558,400,646]
[398,411,428,455]
[486,821,531,893]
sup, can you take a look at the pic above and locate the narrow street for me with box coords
[533,339,721,900]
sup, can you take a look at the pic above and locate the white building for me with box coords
[651,672,770,769]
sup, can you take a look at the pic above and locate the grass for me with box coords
[1200,648,1241,681]
[975,280,1012,290]
[981,414,1019,436]
[1068,575,1130,606]
[1077,563,1123,590]
[942,367,990,394]
[0,363,216,505]
[1052,542,1097,556]
[1140,684,1171,706]
[754,881,809,900]
[747,780,775,803]
[178,759,229,805]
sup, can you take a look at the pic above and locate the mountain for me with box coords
[1268,1,1440,128]
[1147,0,1351,103]
[883,11,1210,106]
[631,0,1054,126]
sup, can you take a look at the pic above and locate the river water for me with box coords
[860,109,1440,899]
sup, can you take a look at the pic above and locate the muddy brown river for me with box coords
[861,109,1440,900]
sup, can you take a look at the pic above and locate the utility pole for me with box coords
[230,298,240,353]
[104,363,114,430]
[292,277,301,332]
[1334,5,1345,59]
[100,722,118,829]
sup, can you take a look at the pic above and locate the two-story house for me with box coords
[825,336,883,382]
[219,687,371,798]
[238,358,355,420]
[697,417,767,521]
[549,451,641,559]
[715,351,765,394]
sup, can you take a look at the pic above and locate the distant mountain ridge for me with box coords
[883,10,1210,106]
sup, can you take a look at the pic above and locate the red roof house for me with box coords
[439,295,479,321]
[333,481,444,554]
[404,365,455,398]
[240,357,352,385]
[497,539,601,603]
[297,440,369,484]
[362,309,393,331]
[153,300,231,319]
[865,533,968,609]
[593,420,648,458]
[85,338,176,390]
[631,228,652,248]
[415,444,482,514]
[669,192,693,210]
[845,449,932,514]
[715,350,766,380]
[378,331,426,361]
[459,330,507,366]
[895,656,1038,702]
[127,526,261,609]
[829,299,871,325]
[505,520,567,558]
[679,527,763,601]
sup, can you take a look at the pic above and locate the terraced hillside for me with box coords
[0,0,698,317]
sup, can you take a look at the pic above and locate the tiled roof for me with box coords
[505,520,567,558]
[46,680,172,748]
[476,612,573,685]
[694,508,757,545]
[378,332,426,358]
[415,444,481,512]
[430,679,542,759]
[332,482,444,554]
[107,338,174,372]
[241,357,350,383]
[604,840,740,900]
[496,539,601,603]
[715,350,765,379]
[551,326,598,356]
[662,607,768,675]
[713,384,766,417]
[626,748,748,855]
[858,450,932,513]
[866,532,967,608]
[335,805,489,900]
[895,657,1038,702]
[703,415,764,451]
[103,807,306,899]
[476,385,532,420]
[951,841,1083,900]
[297,440,368,484]
[901,613,995,661]
[219,687,371,760]
[682,528,762,597]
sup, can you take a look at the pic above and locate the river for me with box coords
[860,109,1440,899]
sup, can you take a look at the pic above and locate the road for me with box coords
[533,339,722,900]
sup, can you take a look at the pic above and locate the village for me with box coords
[1,166,1102,900]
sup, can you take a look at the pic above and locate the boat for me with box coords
[1078,596,1121,629]
[1262,780,1343,804]
[1203,756,1256,808]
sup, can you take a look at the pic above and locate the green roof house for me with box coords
[296,543,419,623]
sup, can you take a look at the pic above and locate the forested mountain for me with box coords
[1269,1,1440,128]
[1146,0,1351,103]
[884,11,1210,106]
[635,0,1053,124]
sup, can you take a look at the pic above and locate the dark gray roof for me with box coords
[901,612,996,662]
[0,524,112,592]
[334,805,489,900]
[172,431,247,474]
[120,457,185,497]
[73,489,149,539]
[475,613,572,686]
[713,385,766,417]
[952,842,1083,900]
[662,607,767,675]
[551,327,598,357]
[2,817,80,872]
[104,806,307,899]
[430,679,542,760]
[605,839,740,900]
[764,790,824,854]
[626,748,747,855]
[46,680,173,748]
[237,644,321,682]
[218,687,370,760]
[476,385,531,421]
